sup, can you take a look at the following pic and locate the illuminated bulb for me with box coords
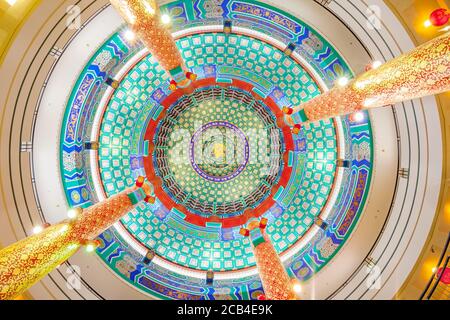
[293,283,302,294]
[424,20,432,28]
[161,14,171,24]
[432,267,437,273]
[67,208,80,219]
[337,77,349,87]
[33,225,44,234]
[371,60,382,69]
[6,0,17,6]
[86,244,96,253]
[124,30,136,41]
[351,111,365,122]
[83,240,100,253]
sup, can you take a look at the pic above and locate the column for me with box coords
[241,219,296,300]
[284,32,450,127]
[0,177,154,300]
[110,0,196,90]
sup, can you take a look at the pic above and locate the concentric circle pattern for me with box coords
[190,121,249,183]
[58,0,374,300]
[154,87,283,217]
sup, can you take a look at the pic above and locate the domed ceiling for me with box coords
[59,0,373,299]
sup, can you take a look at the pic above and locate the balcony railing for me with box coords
[420,233,450,300]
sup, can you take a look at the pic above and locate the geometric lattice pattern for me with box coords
[96,33,338,271]
[60,0,373,300]
[154,87,283,217]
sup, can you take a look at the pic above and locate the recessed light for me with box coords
[161,14,171,24]
[33,225,44,234]
[337,77,349,87]
[351,111,365,122]
[372,60,382,69]
[293,283,302,294]
[124,29,136,41]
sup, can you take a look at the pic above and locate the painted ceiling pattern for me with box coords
[59,0,373,299]
[153,87,284,217]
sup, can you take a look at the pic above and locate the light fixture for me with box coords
[67,208,82,220]
[432,267,437,273]
[6,0,17,6]
[350,111,365,123]
[337,77,349,87]
[372,60,382,69]
[124,29,136,41]
[33,225,44,234]
[424,20,432,28]
[293,283,302,294]
[83,240,100,253]
[161,14,171,24]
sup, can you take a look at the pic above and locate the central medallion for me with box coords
[190,121,250,182]
[152,86,284,217]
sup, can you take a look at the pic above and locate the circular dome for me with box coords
[0,0,445,302]
[56,5,373,297]
[152,86,284,218]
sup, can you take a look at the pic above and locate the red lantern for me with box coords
[292,124,302,135]
[282,107,293,115]
[239,228,250,237]
[259,218,268,230]
[429,8,449,27]
[136,176,145,187]
[436,267,450,285]
[185,72,197,81]
[144,196,156,204]
[169,80,177,91]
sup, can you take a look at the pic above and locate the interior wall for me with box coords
[0,0,447,300]
[384,0,450,300]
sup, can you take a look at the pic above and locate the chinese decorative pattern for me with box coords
[0,181,150,300]
[242,219,296,300]
[288,32,450,123]
[109,0,192,87]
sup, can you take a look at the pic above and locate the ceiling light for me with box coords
[432,267,437,273]
[424,20,432,28]
[371,60,382,69]
[337,77,349,87]
[124,29,136,41]
[293,283,302,294]
[33,225,44,234]
[6,0,17,6]
[67,208,81,219]
[86,244,96,253]
[67,207,83,220]
[161,14,171,24]
[351,111,365,123]
[84,240,100,253]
